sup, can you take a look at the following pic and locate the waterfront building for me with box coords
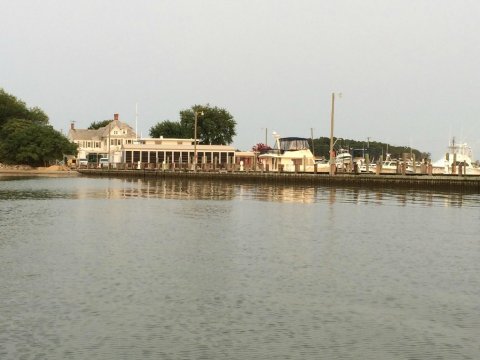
[68,113,137,164]
[68,113,236,168]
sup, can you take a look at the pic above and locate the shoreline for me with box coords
[0,165,79,177]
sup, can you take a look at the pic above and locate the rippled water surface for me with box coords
[1,176,479,359]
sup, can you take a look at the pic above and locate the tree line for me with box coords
[311,137,429,161]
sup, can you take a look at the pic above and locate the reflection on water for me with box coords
[1,176,479,208]
[0,176,479,359]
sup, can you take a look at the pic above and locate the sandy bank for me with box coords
[0,164,79,176]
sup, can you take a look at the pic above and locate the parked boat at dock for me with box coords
[258,134,329,173]
[432,138,480,175]
[335,149,352,171]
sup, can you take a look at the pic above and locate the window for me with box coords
[133,151,140,162]
[158,151,165,163]
[220,152,227,164]
[149,152,157,163]
[173,152,181,163]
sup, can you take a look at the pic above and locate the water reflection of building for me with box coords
[96,178,236,200]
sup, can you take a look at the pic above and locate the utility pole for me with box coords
[329,93,335,175]
[311,128,315,156]
[193,110,204,172]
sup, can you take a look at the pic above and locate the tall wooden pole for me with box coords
[311,127,315,156]
[194,111,198,172]
[329,93,335,175]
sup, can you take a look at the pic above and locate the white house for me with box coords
[68,113,137,163]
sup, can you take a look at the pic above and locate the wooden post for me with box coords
[329,93,335,176]
[401,153,407,175]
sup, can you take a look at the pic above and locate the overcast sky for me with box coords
[1,0,479,159]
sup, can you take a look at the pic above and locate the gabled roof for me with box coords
[68,128,103,141]
[68,120,136,141]
[99,120,136,138]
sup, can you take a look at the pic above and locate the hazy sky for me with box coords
[1,0,479,158]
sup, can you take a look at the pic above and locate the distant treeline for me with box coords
[310,137,429,161]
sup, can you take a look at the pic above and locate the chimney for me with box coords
[114,113,119,121]
[70,121,75,130]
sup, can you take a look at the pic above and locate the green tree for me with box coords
[180,105,236,145]
[88,120,111,130]
[149,104,236,145]
[0,89,48,126]
[0,119,77,166]
[149,120,185,138]
[0,88,77,166]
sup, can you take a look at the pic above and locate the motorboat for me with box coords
[432,138,480,175]
[258,134,329,173]
[379,154,415,174]
[380,159,399,174]
[335,149,352,171]
[352,148,375,173]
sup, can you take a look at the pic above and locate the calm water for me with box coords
[1,175,479,360]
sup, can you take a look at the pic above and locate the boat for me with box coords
[379,153,416,174]
[335,148,375,173]
[351,148,375,173]
[335,149,352,171]
[432,138,480,175]
[258,134,329,173]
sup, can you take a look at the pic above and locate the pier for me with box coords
[77,168,480,192]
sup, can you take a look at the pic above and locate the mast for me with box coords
[135,103,138,139]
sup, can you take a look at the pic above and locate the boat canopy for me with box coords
[276,137,310,152]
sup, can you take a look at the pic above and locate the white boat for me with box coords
[333,148,375,173]
[432,138,480,175]
[352,148,375,173]
[379,154,415,174]
[380,159,399,174]
[258,134,329,173]
[335,149,352,171]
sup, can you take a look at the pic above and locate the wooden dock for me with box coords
[77,168,480,192]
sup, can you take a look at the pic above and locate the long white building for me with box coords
[68,113,236,168]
